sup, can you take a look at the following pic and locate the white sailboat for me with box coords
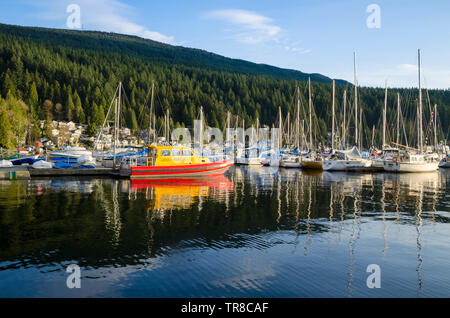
[323,53,371,171]
[280,86,302,168]
[323,146,371,171]
[301,77,324,170]
[383,50,439,173]
[264,107,282,167]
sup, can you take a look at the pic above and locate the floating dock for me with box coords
[29,167,116,177]
[0,167,30,180]
[0,167,129,179]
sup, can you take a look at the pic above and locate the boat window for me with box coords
[172,149,181,157]
[182,149,193,157]
[161,149,171,157]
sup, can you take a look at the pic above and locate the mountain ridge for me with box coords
[0,23,348,85]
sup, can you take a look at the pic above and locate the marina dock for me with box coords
[0,167,125,180]
[0,167,30,180]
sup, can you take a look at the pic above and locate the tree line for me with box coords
[0,25,449,149]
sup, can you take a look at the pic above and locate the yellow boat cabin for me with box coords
[146,145,210,167]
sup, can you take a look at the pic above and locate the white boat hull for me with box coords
[235,157,261,165]
[280,161,302,168]
[323,159,372,171]
[384,160,439,172]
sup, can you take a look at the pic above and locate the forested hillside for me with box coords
[0,23,449,149]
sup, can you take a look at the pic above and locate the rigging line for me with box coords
[119,84,132,129]
[136,84,153,128]
[386,115,393,146]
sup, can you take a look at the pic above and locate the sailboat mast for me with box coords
[226,111,230,143]
[308,77,313,150]
[296,85,300,150]
[113,82,121,168]
[256,117,259,143]
[165,108,170,142]
[332,80,335,149]
[418,49,423,152]
[149,81,154,144]
[434,104,438,152]
[417,101,420,150]
[397,93,400,145]
[278,106,282,149]
[354,52,358,148]
[200,106,204,153]
[359,104,363,149]
[242,117,245,146]
[383,80,387,150]
[286,112,290,146]
[113,97,118,164]
[343,90,347,148]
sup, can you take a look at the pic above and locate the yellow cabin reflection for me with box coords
[131,175,233,212]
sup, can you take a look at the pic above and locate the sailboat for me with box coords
[323,53,371,171]
[301,78,323,170]
[383,50,439,172]
[371,81,400,170]
[263,108,282,167]
[280,86,302,168]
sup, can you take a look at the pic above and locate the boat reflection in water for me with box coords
[0,167,449,297]
[130,175,234,213]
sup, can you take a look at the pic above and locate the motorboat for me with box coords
[130,144,234,179]
[383,150,439,172]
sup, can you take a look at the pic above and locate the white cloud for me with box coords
[205,9,281,44]
[34,0,175,44]
[285,46,311,54]
[396,64,418,74]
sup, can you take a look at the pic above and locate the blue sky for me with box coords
[1,0,449,89]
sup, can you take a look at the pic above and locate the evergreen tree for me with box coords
[87,122,97,137]
[0,106,13,148]
[27,82,38,110]
[127,108,138,131]
[66,93,74,121]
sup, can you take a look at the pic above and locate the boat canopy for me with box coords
[336,146,362,160]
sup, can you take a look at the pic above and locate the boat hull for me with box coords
[370,159,385,171]
[235,157,261,165]
[130,159,234,179]
[383,161,439,172]
[301,160,323,170]
[280,161,302,168]
[323,159,371,171]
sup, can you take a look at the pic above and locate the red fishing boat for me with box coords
[130,145,234,179]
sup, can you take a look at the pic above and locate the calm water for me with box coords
[0,166,449,298]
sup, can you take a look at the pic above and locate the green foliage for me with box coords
[42,120,52,139]
[0,23,448,148]
[87,122,97,137]
[0,105,12,148]
[127,108,138,132]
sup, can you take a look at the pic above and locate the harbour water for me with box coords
[0,166,449,297]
